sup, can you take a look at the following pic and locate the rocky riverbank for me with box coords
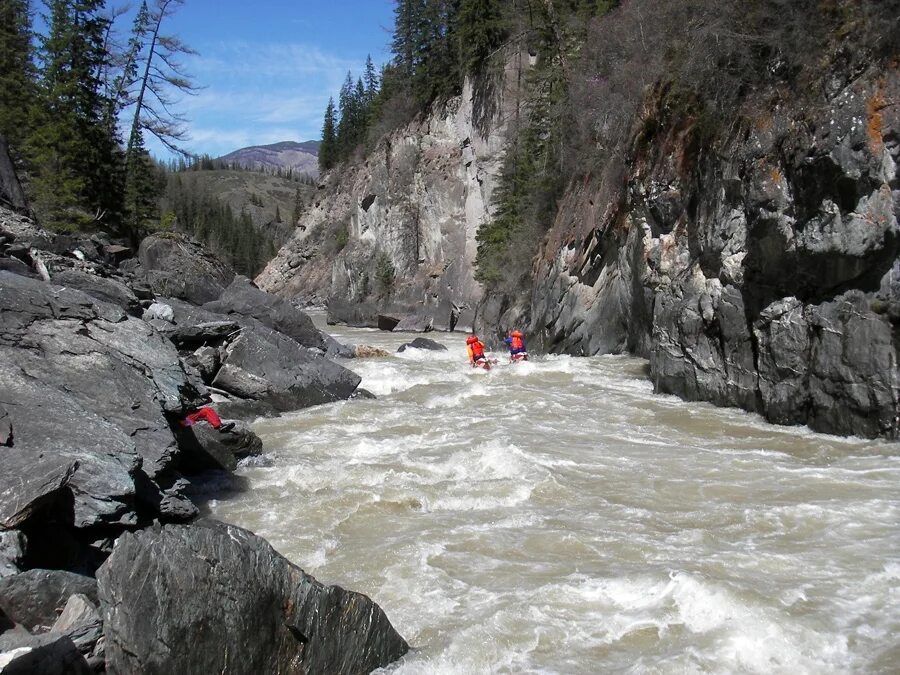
[0,152,408,673]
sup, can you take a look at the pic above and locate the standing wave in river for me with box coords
[207,320,900,674]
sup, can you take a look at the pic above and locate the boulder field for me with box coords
[0,199,408,673]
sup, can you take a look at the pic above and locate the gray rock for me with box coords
[0,569,97,630]
[394,313,434,333]
[142,301,174,323]
[323,334,355,359]
[97,520,409,675]
[51,269,141,316]
[398,337,448,352]
[0,532,24,579]
[377,314,400,331]
[211,324,361,415]
[50,594,102,655]
[0,455,76,530]
[163,320,240,349]
[0,632,92,674]
[184,345,220,382]
[0,257,34,278]
[176,421,263,472]
[0,272,207,529]
[136,234,235,305]
[204,276,326,350]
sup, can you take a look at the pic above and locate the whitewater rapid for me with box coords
[205,320,900,674]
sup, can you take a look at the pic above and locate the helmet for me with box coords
[466,335,478,345]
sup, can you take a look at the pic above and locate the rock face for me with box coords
[524,68,900,438]
[97,520,409,675]
[160,296,361,417]
[0,271,208,534]
[135,233,235,305]
[0,569,97,630]
[256,74,520,331]
[204,275,325,350]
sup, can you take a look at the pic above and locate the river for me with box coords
[206,317,900,674]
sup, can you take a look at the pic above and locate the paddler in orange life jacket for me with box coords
[466,334,487,367]
[504,329,528,361]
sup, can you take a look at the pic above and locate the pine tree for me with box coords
[363,54,379,103]
[319,97,337,172]
[336,71,357,157]
[0,0,35,156]
[456,0,507,80]
[104,1,151,136]
[125,0,198,159]
[30,0,120,230]
[123,131,162,236]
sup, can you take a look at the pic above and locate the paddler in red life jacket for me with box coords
[466,334,487,367]
[504,329,528,361]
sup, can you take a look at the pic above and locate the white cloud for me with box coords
[162,40,365,157]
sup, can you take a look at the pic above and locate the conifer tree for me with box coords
[30,0,120,230]
[319,97,337,172]
[291,186,303,226]
[456,0,507,80]
[363,54,379,103]
[336,71,357,156]
[126,0,198,160]
[0,0,35,156]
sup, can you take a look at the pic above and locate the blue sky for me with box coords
[129,1,396,158]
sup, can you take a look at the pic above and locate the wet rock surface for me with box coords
[97,520,409,675]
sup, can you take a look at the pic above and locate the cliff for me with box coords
[257,6,898,439]
[523,65,898,439]
[256,72,517,331]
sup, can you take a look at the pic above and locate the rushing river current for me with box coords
[206,317,900,674]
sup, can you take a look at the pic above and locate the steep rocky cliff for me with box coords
[258,7,898,439]
[526,64,899,439]
[256,75,514,331]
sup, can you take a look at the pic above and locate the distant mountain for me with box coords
[218,140,320,177]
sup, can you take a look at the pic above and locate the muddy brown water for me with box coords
[207,318,900,674]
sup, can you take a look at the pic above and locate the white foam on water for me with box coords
[423,381,489,409]
[211,321,900,674]
[669,572,851,674]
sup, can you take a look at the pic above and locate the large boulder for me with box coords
[211,323,361,416]
[0,632,92,674]
[97,520,409,675]
[204,276,325,350]
[398,337,448,352]
[49,269,141,316]
[0,569,97,630]
[393,313,434,333]
[0,272,207,533]
[136,234,234,305]
[176,421,262,472]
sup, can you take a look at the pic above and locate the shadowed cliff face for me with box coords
[529,67,899,439]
